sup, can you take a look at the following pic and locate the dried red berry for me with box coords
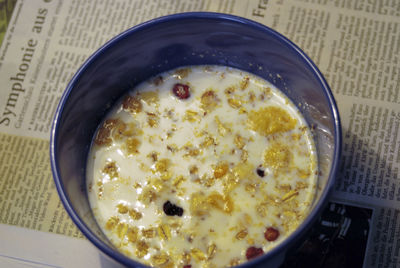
[183,265,192,268]
[264,227,280,241]
[246,246,264,260]
[172,83,190,99]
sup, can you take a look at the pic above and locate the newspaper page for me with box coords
[247,1,400,267]
[0,0,399,267]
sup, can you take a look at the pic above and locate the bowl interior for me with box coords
[50,13,340,267]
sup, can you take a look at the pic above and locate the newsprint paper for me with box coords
[0,0,398,267]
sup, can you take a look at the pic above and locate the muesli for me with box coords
[86,65,317,267]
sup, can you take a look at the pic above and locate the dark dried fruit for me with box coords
[183,265,192,268]
[172,83,190,99]
[256,168,265,177]
[246,246,264,260]
[264,227,280,241]
[153,75,164,86]
[163,201,184,216]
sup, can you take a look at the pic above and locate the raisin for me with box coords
[246,246,264,260]
[264,227,280,241]
[256,168,265,177]
[163,201,184,216]
[172,83,190,99]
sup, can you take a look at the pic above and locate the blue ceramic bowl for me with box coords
[50,12,341,268]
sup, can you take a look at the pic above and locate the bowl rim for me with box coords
[50,11,341,267]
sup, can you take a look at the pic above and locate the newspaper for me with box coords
[0,0,398,267]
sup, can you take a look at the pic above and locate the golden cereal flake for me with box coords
[224,85,236,95]
[191,248,207,262]
[247,106,297,136]
[183,110,201,122]
[246,237,255,245]
[174,67,191,79]
[113,121,139,140]
[125,137,141,155]
[189,165,199,175]
[103,161,119,178]
[190,192,210,216]
[233,162,253,180]
[164,108,175,119]
[214,116,231,136]
[243,213,253,225]
[235,229,248,240]
[168,218,183,230]
[147,151,159,162]
[166,143,179,153]
[249,91,257,103]
[234,134,246,149]
[150,178,166,191]
[135,240,149,258]
[111,120,127,140]
[177,187,188,197]
[115,222,129,239]
[245,183,257,193]
[97,181,104,198]
[207,243,217,259]
[155,158,171,173]
[200,135,215,148]
[213,161,229,179]
[222,173,239,194]
[230,258,242,266]
[239,107,247,114]
[241,149,249,162]
[291,133,302,140]
[239,76,250,90]
[105,216,120,230]
[297,167,311,179]
[158,224,172,241]
[138,187,157,205]
[261,87,273,100]
[181,252,191,265]
[139,162,151,172]
[227,97,243,109]
[128,209,143,220]
[94,118,119,146]
[122,95,142,114]
[127,226,139,243]
[200,90,219,112]
[202,261,216,267]
[201,174,216,187]
[281,190,299,202]
[296,181,309,190]
[116,203,129,214]
[142,228,156,238]
[277,183,292,193]
[139,91,159,105]
[256,202,268,217]
[172,175,186,187]
[184,147,201,158]
[147,112,159,127]
[160,171,173,181]
[151,252,170,266]
[207,191,234,214]
[263,143,292,171]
